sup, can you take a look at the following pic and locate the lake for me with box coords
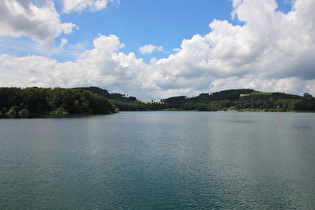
[0,112,314,209]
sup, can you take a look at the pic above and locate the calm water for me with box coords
[0,112,314,209]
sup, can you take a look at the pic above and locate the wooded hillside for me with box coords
[161,89,314,112]
[83,87,314,112]
[1,87,314,114]
[0,87,116,116]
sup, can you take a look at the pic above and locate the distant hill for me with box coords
[161,89,313,111]
[75,87,314,112]
[73,86,137,102]
[163,89,301,104]
[1,86,312,113]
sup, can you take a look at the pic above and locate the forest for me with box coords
[0,87,116,117]
[160,89,315,112]
[1,87,314,117]
[83,87,314,112]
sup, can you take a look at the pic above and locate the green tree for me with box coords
[6,106,18,115]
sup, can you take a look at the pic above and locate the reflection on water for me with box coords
[0,112,314,209]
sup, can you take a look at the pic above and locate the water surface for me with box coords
[1,112,314,209]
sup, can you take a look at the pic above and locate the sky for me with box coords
[0,0,315,100]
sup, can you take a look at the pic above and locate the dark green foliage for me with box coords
[74,86,137,102]
[209,89,255,101]
[0,87,116,116]
[163,96,187,109]
[73,86,158,111]
[7,106,18,115]
[18,108,31,115]
[293,94,315,111]
[160,89,314,112]
[94,88,314,112]
[1,87,313,114]
[111,100,167,111]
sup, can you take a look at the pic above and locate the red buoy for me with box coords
[276,120,279,123]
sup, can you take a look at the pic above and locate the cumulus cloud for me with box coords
[62,0,119,13]
[143,0,315,98]
[0,0,79,45]
[139,44,163,54]
[0,34,149,97]
[206,0,315,80]
[0,0,117,45]
[0,0,315,100]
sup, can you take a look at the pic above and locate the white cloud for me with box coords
[60,38,68,48]
[208,76,313,96]
[139,44,163,54]
[0,0,79,45]
[146,0,315,93]
[146,0,315,97]
[0,0,117,45]
[0,34,148,96]
[62,0,119,13]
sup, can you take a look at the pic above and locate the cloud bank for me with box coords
[0,0,315,100]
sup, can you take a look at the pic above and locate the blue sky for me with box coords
[53,0,238,63]
[0,0,314,100]
[54,0,291,63]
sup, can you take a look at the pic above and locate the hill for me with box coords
[0,87,116,117]
[77,87,315,112]
[73,86,158,111]
[1,87,314,115]
[74,86,137,102]
[161,89,313,112]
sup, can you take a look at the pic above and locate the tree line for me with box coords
[0,87,116,116]
[97,88,314,112]
[75,86,166,111]
[160,90,315,112]
[1,87,314,115]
